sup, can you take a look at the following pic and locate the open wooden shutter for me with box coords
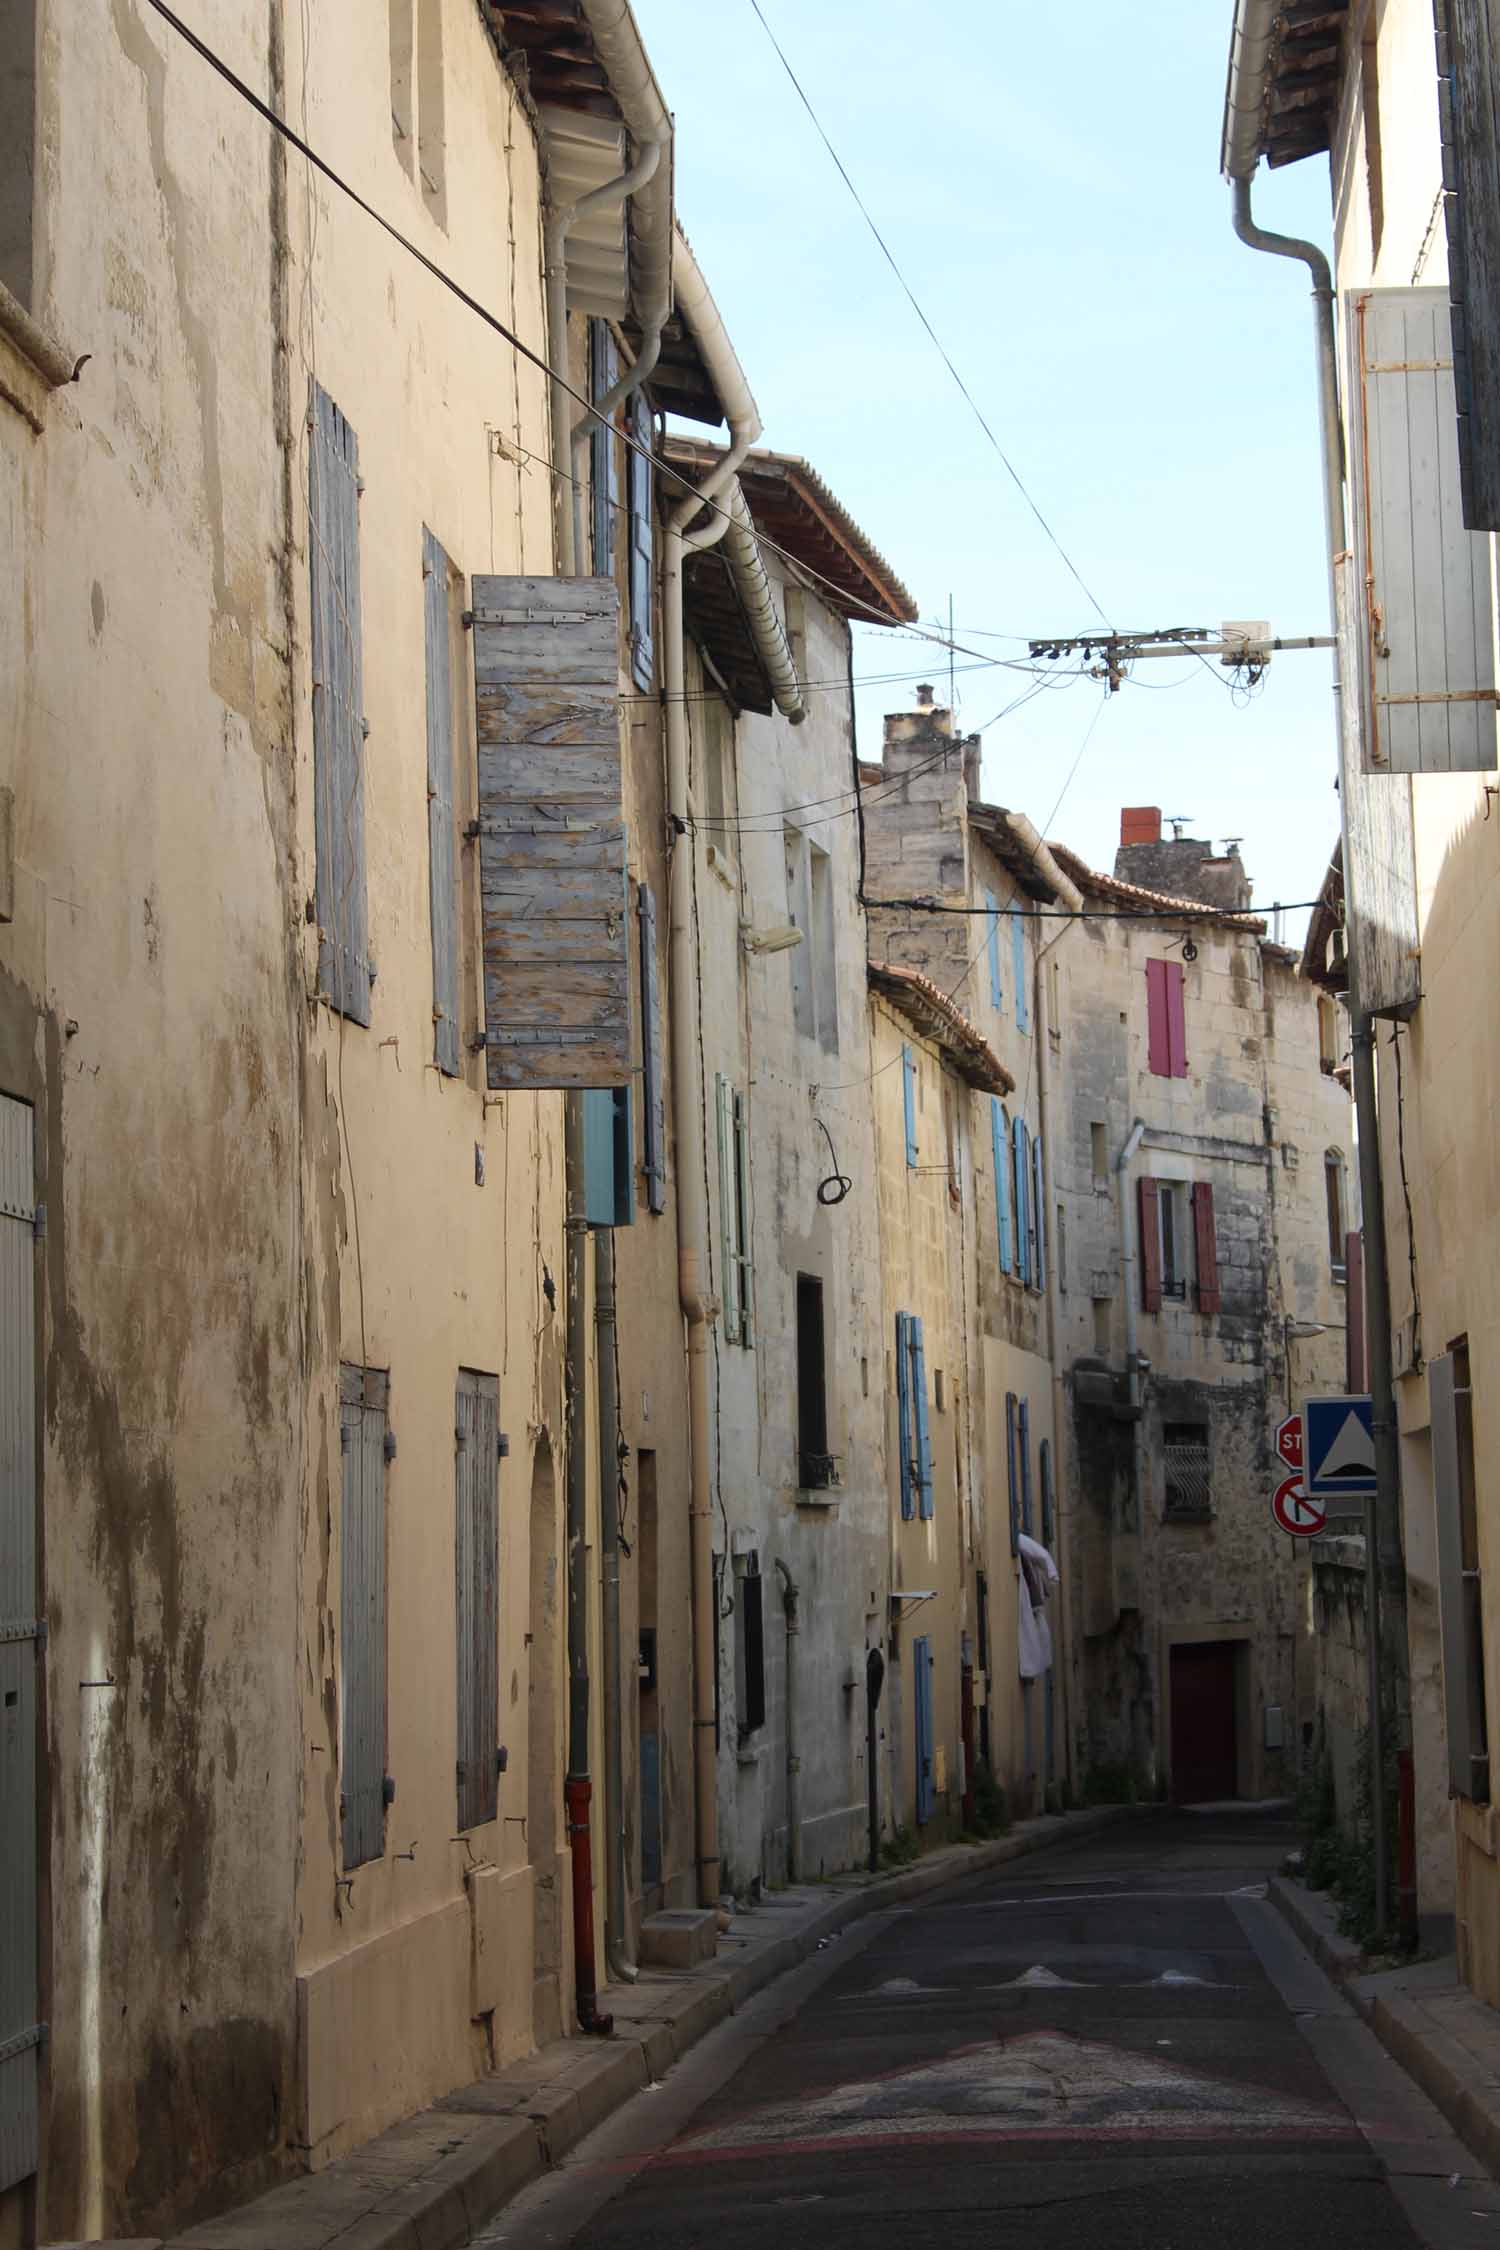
[1005,1392,1019,1555]
[1013,1116,1030,1287]
[590,320,620,575]
[1166,963,1187,1075]
[902,1044,918,1166]
[310,382,372,1025]
[627,393,655,689]
[1011,910,1029,1031]
[896,1311,915,1520]
[1018,1397,1032,1535]
[1032,1136,1047,1293]
[911,1314,934,1520]
[991,1100,1013,1273]
[423,529,461,1076]
[340,1365,389,1869]
[1138,1177,1162,1313]
[985,891,1002,1006]
[583,1086,633,1227]
[733,1089,753,1345]
[454,1369,500,1832]
[470,575,628,1088]
[638,883,666,1214]
[1191,1182,1220,1314]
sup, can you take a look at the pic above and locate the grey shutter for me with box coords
[639,883,666,1214]
[591,321,621,575]
[424,530,461,1076]
[0,1097,38,2193]
[455,1369,500,1832]
[310,383,372,1024]
[627,392,655,690]
[716,1074,741,1344]
[1440,0,1500,529]
[340,1365,389,1868]
[470,575,629,1088]
[1431,1351,1491,1800]
[1334,556,1422,1019]
[1347,288,1498,773]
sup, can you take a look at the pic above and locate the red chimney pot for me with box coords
[1120,806,1161,847]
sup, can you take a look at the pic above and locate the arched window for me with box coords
[1325,1149,1349,1280]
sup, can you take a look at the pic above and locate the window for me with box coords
[1361,21,1384,263]
[717,1075,752,1344]
[785,828,837,1048]
[733,1552,766,1740]
[583,1086,634,1227]
[626,390,654,689]
[1158,1181,1188,1299]
[1432,1342,1489,1802]
[944,1080,962,1205]
[1140,1177,1219,1312]
[1,1,37,308]
[902,1044,919,1168]
[1011,908,1030,1032]
[1317,993,1341,1075]
[895,1310,933,1520]
[454,1369,500,1831]
[1326,1150,1349,1280]
[991,1100,1014,1273]
[590,320,620,575]
[416,0,448,222]
[1145,958,1187,1078]
[698,684,734,843]
[311,384,372,1026]
[1055,1201,1067,1294]
[340,1366,391,1868]
[1012,1115,1033,1287]
[796,1274,834,1488]
[985,890,1002,1006]
[1163,1421,1211,1521]
[423,528,462,1077]
[1090,1121,1108,1191]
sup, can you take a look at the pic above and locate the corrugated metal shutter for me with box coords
[310,382,372,1026]
[1011,910,1029,1031]
[985,892,1002,1006]
[590,321,620,575]
[1018,1398,1032,1535]
[911,1314,934,1521]
[1348,287,1498,772]
[470,575,629,1089]
[638,883,666,1214]
[424,529,461,1077]
[340,1365,389,1869]
[902,1044,918,1167]
[455,1369,500,1832]
[1192,1182,1220,1315]
[1138,1177,1162,1313]
[1005,1391,1019,1556]
[627,393,655,690]
[896,1310,914,1520]
[0,1096,38,2194]
[716,1075,741,1344]
[991,1100,1013,1273]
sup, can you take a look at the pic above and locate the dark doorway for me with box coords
[1169,1641,1239,1803]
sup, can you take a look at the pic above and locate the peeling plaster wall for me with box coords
[3,1,301,2233]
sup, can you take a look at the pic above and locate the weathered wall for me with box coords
[2,1,301,2233]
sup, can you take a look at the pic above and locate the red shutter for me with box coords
[1146,959,1170,1076]
[1138,1176,1162,1312]
[1346,1230,1367,1389]
[1192,1182,1221,1314]
[1167,960,1188,1076]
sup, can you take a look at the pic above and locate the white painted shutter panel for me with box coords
[424,530,461,1077]
[470,576,629,1089]
[310,383,373,1024]
[0,1097,38,2193]
[1334,556,1422,1019]
[1347,288,1499,773]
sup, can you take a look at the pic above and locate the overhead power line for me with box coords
[746,0,1114,632]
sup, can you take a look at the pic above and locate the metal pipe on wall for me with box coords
[596,1230,636,1980]
[775,1560,801,1880]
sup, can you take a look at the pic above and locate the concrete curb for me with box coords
[173,1803,1153,2250]
[1270,1874,1500,2181]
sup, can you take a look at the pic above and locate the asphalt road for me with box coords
[486,1810,1500,2250]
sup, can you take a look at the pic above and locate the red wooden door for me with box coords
[1169,1642,1239,1803]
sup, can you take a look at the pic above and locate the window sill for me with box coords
[795,1487,841,1511]
[0,282,80,434]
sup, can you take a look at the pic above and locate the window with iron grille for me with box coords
[1163,1420,1211,1521]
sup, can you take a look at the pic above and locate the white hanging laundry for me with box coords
[1017,1533,1059,1680]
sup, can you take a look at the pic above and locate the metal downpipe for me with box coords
[775,1560,801,1880]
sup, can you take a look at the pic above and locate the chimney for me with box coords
[1120,806,1161,848]
[962,731,981,803]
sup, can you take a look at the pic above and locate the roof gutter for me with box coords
[724,481,806,723]
[1006,812,1084,913]
[1221,0,1278,181]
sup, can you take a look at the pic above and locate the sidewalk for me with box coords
[133,1805,1149,2250]
[1271,1874,1500,2180]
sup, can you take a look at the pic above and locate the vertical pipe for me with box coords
[597,1229,635,1979]
[776,1560,800,1881]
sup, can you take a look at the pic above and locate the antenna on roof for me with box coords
[1164,814,1194,841]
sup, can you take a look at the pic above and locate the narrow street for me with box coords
[485,1812,1500,2250]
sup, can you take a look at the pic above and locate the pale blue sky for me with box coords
[638,0,1342,932]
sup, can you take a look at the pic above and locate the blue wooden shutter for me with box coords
[991,1099,1013,1272]
[1013,1116,1030,1287]
[583,1086,633,1227]
[310,382,372,1025]
[638,883,666,1214]
[914,1635,936,1824]
[590,320,620,576]
[896,1311,914,1519]
[340,1364,389,1869]
[902,1044,918,1167]
[1018,1397,1033,1535]
[627,392,654,689]
[911,1314,934,1520]
[1011,909,1029,1031]
[716,1075,741,1344]
[423,529,461,1076]
[985,890,1002,1006]
[455,1369,500,1832]
[470,575,628,1088]
[1005,1391,1019,1555]
[1032,1136,1047,1293]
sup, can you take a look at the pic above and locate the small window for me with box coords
[1158,1182,1188,1299]
[809,843,838,1053]
[796,1274,834,1488]
[699,686,734,844]
[1163,1421,1211,1521]
[1326,1150,1349,1280]
[734,1552,766,1739]
[1090,1121,1108,1191]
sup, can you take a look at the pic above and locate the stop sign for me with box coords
[1274,1413,1303,1472]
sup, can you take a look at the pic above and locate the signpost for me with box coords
[1301,1395,1376,1499]
[1274,1413,1303,1473]
[1271,1475,1325,1538]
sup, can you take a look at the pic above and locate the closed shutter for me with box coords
[470,575,628,1088]
[627,392,655,690]
[902,1044,918,1167]
[424,529,461,1076]
[590,320,621,575]
[310,383,372,1025]
[1032,1136,1047,1293]
[991,1100,1013,1273]
[1191,1182,1220,1314]
[1335,557,1422,1018]
[1039,1438,1055,1546]
[583,1086,633,1228]
[1018,1398,1032,1535]
[911,1314,934,1520]
[1146,959,1187,1077]
[1347,287,1498,771]
[1138,1177,1162,1313]
[1442,0,1500,527]
[455,1370,500,1832]
[896,1311,915,1520]
[733,1088,754,1346]
[985,891,1002,1006]
[1011,910,1029,1031]
[1013,1117,1030,1287]
[716,1075,741,1344]
[340,1366,389,1869]
[1005,1391,1019,1555]
[0,1097,38,2194]
[638,883,666,1214]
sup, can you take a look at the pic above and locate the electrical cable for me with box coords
[814,1116,852,1206]
[746,0,1113,631]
